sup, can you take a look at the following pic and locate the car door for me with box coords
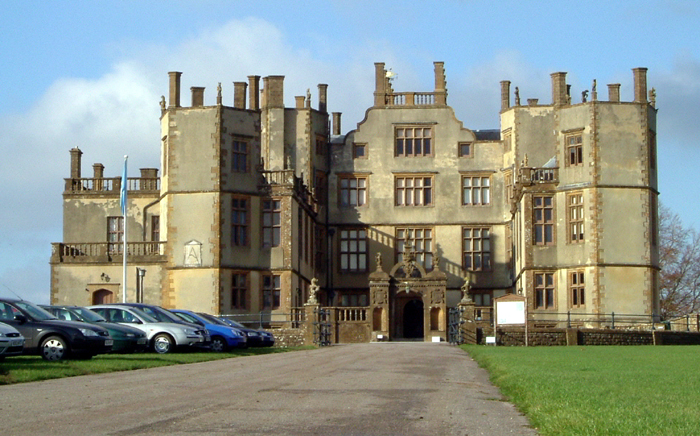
[0,302,37,348]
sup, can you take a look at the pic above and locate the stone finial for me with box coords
[432,255,440,271]
[160,96,166,115]
[649,87,656,107]
[375,252,383,271]
[582,90,588,103]
[514,87,521,106]
[591,79,597,101]
[306,89,311,108]
[216,82,222,105]
[307,278,320,305]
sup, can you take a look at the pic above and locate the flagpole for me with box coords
[121,155,128,303]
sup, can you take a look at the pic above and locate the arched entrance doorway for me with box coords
[92,289,114,304]
[403,299,424,339]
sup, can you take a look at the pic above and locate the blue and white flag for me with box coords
[120,156,128,216]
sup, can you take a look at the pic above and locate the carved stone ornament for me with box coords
[184,240,202,267]
[372,289,387,305]
[460,275,473,303]
[307,277,320,305]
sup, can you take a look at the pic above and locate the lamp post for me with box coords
[136,268,146,303]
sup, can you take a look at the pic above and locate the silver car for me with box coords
[88,305,204,354]
[0,321,25,359]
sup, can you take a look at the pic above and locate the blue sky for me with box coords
[1,0,699,303]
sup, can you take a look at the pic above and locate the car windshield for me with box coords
[72,307,107,322]
[198,313,229,326]
[127,308,158,323]
[174,312,202,325]
[139,306,182,323]
[14,301,57,321]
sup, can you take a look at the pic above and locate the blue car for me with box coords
[212,315,275,347]
[170,309,246,352]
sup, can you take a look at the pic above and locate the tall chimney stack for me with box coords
[332,112,342,136]
[633,67,648,103]
[70,148,83,179]
[233,82,247,109]
[263,76,285,109]
[191,87,205,107]
[500,80,511,111]
[608,84,621,102]
[434,61,447,105]
[168,72,182,108]
[248,75,260,110]
[318,84,328,112]
[551,72,567,106]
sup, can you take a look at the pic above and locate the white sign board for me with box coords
[496,300,526,325]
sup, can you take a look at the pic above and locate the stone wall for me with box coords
[476,327,700,346]
[495,327,568,346]
[579,329,653,345]
[337,322,371,343]
[270,327,306,348]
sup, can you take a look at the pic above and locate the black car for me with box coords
[0,298,113,361]
[114,303,211,347]
[41,305,149,353]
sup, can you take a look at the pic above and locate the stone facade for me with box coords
[50,61,660,342]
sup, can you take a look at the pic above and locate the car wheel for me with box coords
[152,333,174,354]
[41,336,68,361]
[210,336,228,352]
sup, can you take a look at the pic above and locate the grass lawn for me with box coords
[463,345,700,436]
[0,347,312,385]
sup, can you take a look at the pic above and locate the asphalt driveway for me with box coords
[0,343,537,435]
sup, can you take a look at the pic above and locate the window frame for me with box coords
[338,174,368,207]
[107,216,124,254]
[462,227,492,271]
[339,228,368,273]
[461,174,491,206]
[503,130,512,152]
[353,143,367,159]
[458,142,472,158]
[534,272,556,310]
[567,192,584,244]
[533,195,555,246]
[395,175,433,206]
[231,272,248,310]
[232,197,249,247]
[565,131,583,167]
[262,274,281,309]
[569,270,585,308]
[395,126,433,157]
[150,215,160,242]
[395,227,433,271]
[231,138,248,173]
[262,199,282,248]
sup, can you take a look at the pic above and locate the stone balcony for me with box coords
[64,177,161,195]
[51,242,166,264]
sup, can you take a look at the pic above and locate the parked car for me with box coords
[113,303,211,347]
[88,304,205,354]
[0,298,112,361]
[170,309,246,352]
[0,321,25,359]
[41,305,149,353]
[212,314,275,347]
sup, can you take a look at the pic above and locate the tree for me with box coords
[658,204,700,319]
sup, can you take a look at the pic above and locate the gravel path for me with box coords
[0,343,537,435]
